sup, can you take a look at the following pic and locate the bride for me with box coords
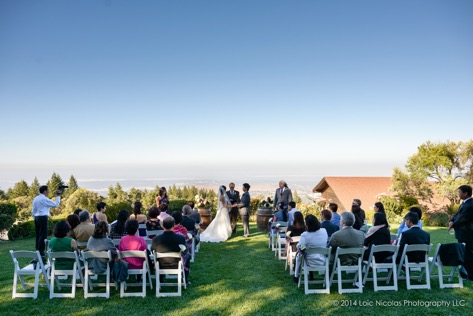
[200,185,233,242]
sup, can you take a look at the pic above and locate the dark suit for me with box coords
[451,198,473,278]
[237,191,251,236]
[226,190,240,233]
[273,188,293,209]
[363,227,391,262]
[397,226,430,264]
[152,231,189,280]
[181,216,197,233]
[321,220,339,238]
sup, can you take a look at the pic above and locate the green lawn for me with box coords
[0,224,471,316]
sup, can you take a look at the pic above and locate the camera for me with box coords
[56,185,69,195]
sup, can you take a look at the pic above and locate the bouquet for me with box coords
[259,197,273,208]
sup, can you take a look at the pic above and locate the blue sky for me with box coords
[0,0,472,185]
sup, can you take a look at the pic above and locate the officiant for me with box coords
[226,182,240,234]
[273,180,293,211]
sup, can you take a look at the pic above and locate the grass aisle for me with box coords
[0,224,472,316]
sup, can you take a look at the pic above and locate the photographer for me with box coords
[31,185,64,259]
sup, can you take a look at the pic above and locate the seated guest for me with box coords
[66,214,80,237]
[158,204,171,222]
[329,212,365,265]
[130,201,147,223]
[287,202,299,226]
[328,203,341,227]
[374,202,386,216]
[73,210,95,249]
[49,220,78,270]
[273,202,288,222]
[181,205,197,232]
[287,211,305,252]
[294,215,328,282]
[397,212,430,264]
[73,208,82,216]
[397,206,424,234]
[351,204,364,230]
[172,212,189,241]
[87,221,117,274]
[110,209,129,239]
[352,198,366,222]
[320,209,340,238]
[188,201,202,224]
[93,202,108,224]
[152,217,190,284]
[118,219,147,270]
[146,206,162,232]
[363,213,391,262]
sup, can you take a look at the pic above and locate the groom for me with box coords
[236,183,251,238]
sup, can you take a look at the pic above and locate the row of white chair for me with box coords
[10,248,187,299]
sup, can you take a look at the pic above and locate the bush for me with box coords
[7,218,65,240]
[0,202,17,232]
[424,212,450,227]
[106,202,133,223]
[168,199,188,214]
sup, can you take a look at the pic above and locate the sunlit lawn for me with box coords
[0,224,471,316]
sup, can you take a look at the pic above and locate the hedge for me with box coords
[8,218,65,240]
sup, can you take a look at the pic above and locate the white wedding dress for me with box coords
[200,186,232,243]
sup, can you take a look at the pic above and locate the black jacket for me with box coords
[181,216,197,233]
[397,227,430,263]
[451,198,473,243]
[363,226,391,262]
[151,231,186,269]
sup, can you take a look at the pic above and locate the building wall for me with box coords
[321,187,346,212]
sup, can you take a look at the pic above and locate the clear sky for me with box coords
[0,0,472,186]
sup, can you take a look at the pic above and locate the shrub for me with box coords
[0,203,17,232]
[7,218,65,240]
[424,212,450,227]
[106,202,133,223]
[168,199,188,214]
[11,196,33,222]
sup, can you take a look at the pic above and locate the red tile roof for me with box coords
[313,176,393,212]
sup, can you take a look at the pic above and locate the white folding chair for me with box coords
[10,250,51,299]
[390,234,399,245]
[297,247,332,294]
[119,250,153,297]
[276,227,288,260]
[76,241,88,250]
[362,244,399,291]
[48,251,84,298]
[146,230,164,239]
[154,251,186,297]
[429,243,464,289]
[397,243,432,290]
[285,236,301,275]
[82,250,112,298]
[329,247,364,294]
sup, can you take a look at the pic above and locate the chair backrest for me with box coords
[371,244,398,253]
[305,246,332,256]
[278,227,288,233]
[336,247,364,256]
[154,251,181,259]
[405,244,431,253]
[146,230,163,238]
[139,224,146,230]
[10,250,39,260]
[290,236,301,243]
[76,241,88,248]
[120,250,147,259]
[82,250,111,260]
[48,251,79,260]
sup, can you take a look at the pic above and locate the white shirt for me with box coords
[287,208,299,226]
[31,194,61,217]
[462,197,472,204]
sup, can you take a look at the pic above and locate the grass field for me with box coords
[0,224,471,316]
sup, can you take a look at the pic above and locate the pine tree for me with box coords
[29,177,40,197]
[0,188,7,200]
[65,175,79,198]
[293,190,303,204]
[46,172,64,198]
[114,183,128,203]
[7,180,30,199]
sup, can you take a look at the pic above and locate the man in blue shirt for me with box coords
[329,202,341,227]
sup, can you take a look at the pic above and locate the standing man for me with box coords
[226,182,240,234]
[237,183,251,238]
[31,185,61,258]
[449,185,473,280]
[273,180,293,210]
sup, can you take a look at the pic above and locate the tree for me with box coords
[0,189,6,201]
[0,203,17,232]
[7,180,30,199]
[293,190,303,204]
[128,187,144,202]
[64,175,79,198]
[46,172,65,198]
[11,196,33,221]
[460,140,473,183]
[106,183,128,204]
[29,177,40,197]
[64,188,101,216]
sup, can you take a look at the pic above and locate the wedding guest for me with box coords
[396,212,430,264]
[320,209,339,238]
[188,202,202,224]
[156,187,169,207]
[328,202,341,227]
[146,206,162,231]
[110,209,129,239]
[130,201,147,223]
[363,213,391,262]
[152,217,190,284]
[181,205,197,232]
[187,201,195,209]
[49,220,78,270]
[87,221,117,273]
[287,202,299,226]
[31,185,61,257]
[158,204,171,222]
[172,212,189,241]
[352,199,366,222]
[273,202,288,222]
[93,202,108,224]
[273,180,293,210]
[397,206,423,234]
[74,209,82,216]
[287,211,305,251]
[294,215,328,283]
[118,219,147,270]
[66,214,80,236]
[374,202,386,216]
[73,210,95,249]
[449,185,473,280]
[328,212,365,265]
[351,205,364,231]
